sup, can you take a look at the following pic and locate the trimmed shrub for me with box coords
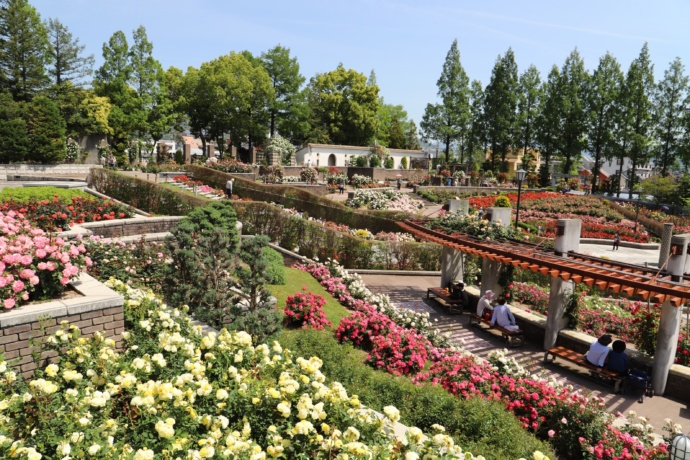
[262,246,286,284]
[88,168,209,215]
[0,186,89,203]
[494,194,512,207]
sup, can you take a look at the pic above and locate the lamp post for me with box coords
[670,434,690,459]
[634,186,642,233]
[514,169,526,230]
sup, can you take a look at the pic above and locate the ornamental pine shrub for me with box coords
[493,194,512,207]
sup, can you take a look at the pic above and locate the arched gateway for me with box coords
[399,210,690,396]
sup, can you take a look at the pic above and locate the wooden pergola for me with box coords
[398,220,690,307]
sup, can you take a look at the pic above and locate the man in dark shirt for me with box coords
[607,340,630,375]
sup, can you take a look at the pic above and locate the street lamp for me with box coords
[514,169,527,230]
[670,434,690,459]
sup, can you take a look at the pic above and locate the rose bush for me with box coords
[284,288,332,330]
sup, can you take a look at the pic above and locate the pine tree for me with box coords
[0,90,28,162]
[0,0,49,101]
[45,18,94,87]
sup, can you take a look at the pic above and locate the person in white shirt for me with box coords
[586,334,612,367]
[490,296,519,331]
[477,290,495,319]
[225,178,234,198]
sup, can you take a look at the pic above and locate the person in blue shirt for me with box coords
[490,296,519,331]
[606,340,630,375]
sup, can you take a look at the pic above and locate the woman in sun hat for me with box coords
[477,289,495,319]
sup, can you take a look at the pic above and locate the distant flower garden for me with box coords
[468,192,651,242]
[346,189,425,212]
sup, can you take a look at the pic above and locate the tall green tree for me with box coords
[420,39,470,162]
[93,30,136,160]
[516,64,542,172]
[483,48,519,171]
[557,48,589,174]
[25,95,66,163]
[535,66,563,186]
[585,52,622,192]
[654,57,688,175]
[260,45,306,141]
[45,17,94,87]
[0,0,49,101]
[620,43,655,199]
[306,64,379,146]
[467,79,487,171]
[0,90,28,162]
[235,51,273,161]
[129,26,173,161]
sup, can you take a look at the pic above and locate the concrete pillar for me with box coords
[486,207,511,228]
[480,259,502,298]
[652,233,690,395]
[447,199,469,214]
[440,247,463,289]
[544,219,582,349]
[478,207,513,297]
[659,223,674,270]
[183,143,192,164]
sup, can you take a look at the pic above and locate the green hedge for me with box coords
[276,329,556,459]
[262,246,286,285]
[88,169,210,215]
[187,165,410,234]
[232,200,442,270]
[0,186,92,203]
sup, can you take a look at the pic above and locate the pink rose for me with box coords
[12,280,24,293]
[3,298,15,309]
[35,249,47,258]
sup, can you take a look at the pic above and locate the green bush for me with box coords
[262,246,286,284]
[88,168,209,215]
[0,186,90,203]
[276,329,555,460]
[384,156,394,169]
[401,156,408,169]
[493,194,512,207]
[231,200,442,270]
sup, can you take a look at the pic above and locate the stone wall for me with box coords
[0,164,100,180]
[77,216,184,238]
[0,274,124,377]
[347,167,425,181]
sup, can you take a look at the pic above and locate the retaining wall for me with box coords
[0,164,99,181]
[0,274,124,377]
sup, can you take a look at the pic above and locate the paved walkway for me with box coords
[358,273,690,439]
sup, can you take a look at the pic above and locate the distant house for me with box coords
[582,154,655,191]
[294,143,426,168]
[484,148,543,174]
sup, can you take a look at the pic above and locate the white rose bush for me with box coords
[0,278,476,459]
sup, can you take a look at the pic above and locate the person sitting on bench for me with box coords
[586,334,612,368]
[490,296,519,331]
[449,280,469,310]
[606,340,630,376]
[477,290,495,320]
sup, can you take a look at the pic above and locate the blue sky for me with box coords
[33,0,690,128]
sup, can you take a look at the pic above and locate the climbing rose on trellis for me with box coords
[284,288,331,330]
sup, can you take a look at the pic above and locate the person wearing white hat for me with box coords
[477,290,495,319]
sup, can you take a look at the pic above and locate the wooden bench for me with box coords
[544,346,624,393]
[427,287,464,314]
[467,313,524,348]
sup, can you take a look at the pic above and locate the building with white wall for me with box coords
[294,143,425,168]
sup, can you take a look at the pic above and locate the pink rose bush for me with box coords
[297,257,670,459]
[283,288,331,330]
[0,211,91,309]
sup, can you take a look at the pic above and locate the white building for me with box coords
[294,143,425,169]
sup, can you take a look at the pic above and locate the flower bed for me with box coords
[0,278,474,459]
[298,259,671,459]
[0,194,132,232]
[466,193,651,242]
[283,288,331,330]
[346,189,425,212]
[0,211,91,309]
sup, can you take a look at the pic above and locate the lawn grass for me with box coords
[268,267,351,329]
